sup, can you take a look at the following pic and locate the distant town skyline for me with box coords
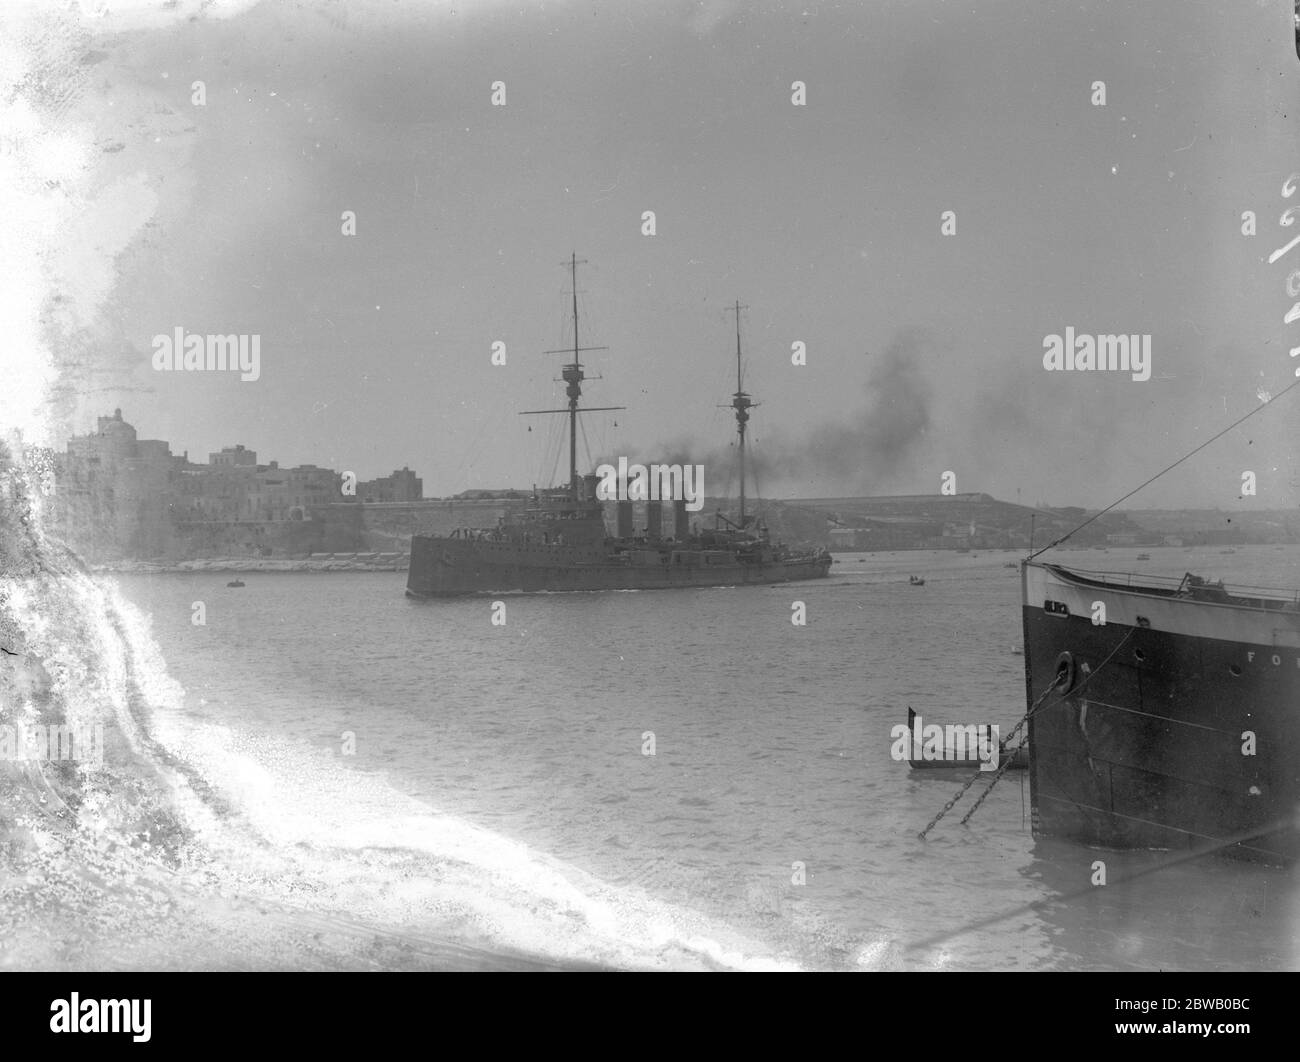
[59,406,414,482]
[51,404,1296,518]
[44,403,1300,568]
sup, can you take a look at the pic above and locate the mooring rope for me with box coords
[1026,377,1300,559]
[920,625,1139,838]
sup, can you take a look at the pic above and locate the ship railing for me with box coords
[1050,564,1300,605]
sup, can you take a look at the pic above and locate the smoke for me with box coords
[789,329,934,486]
[626,329,937,497]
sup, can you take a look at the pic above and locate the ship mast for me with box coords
[563,252,583,496]
[524,254,622,500]
[729,301,754,528]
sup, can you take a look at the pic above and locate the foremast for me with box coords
[523,253,622,500]
[728,301,757,530]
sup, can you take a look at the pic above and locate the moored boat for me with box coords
[904,707,1028,771]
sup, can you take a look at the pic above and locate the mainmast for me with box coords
[563,252,584,495]
[729,301,754,528]
[523,254,622,500]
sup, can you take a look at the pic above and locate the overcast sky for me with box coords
[17,0,1300,509]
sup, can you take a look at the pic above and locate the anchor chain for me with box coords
[917,673,1062,841]
[928,626,1139,835]
[916,765,986,842]
[959,710,1035,825]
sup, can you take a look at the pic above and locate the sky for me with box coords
[5,0,1300,509]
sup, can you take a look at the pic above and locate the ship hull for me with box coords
[406,534,831,595]
[1022,562,1300,863]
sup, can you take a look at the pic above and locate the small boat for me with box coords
[226,579,245,588]
[908,575,925,586]
[1010,645,1024,655]
[904,707,1028,771]
[1136,553,1151,560]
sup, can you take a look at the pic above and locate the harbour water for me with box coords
[11,546,1297,970]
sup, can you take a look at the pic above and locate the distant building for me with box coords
[208,444,257,467]
[50,409,178,559]
[828,519,945,551]
[452,488,530,500]
[247,463,340,521]
[286,465,341,512]
[359,467,423,503]
[49,413,354,555]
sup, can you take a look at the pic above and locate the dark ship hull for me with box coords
[1022,560,1300,863]
[408,526,831,595]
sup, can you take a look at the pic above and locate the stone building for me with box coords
[358,467,423,503]
[45,411,417,561]
[49,409,178,560]
[208,444,257,468]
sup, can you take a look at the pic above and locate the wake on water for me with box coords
[1,450,834,971]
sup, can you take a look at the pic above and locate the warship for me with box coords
[406,256,831,596]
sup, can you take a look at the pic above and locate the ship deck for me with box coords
[1037,563,1300,612]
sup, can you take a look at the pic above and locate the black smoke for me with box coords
[639,329,937,497]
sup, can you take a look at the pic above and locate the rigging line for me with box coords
[578,287,598,350]
[579,414,593,475]
[538,412,561,488]
[548,414,565,487]
[1027,377,1300,560]
[451,402,505,485]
